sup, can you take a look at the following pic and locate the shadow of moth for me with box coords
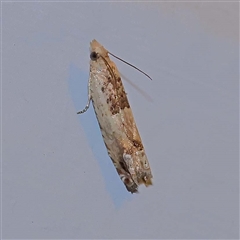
[77,39,153,193]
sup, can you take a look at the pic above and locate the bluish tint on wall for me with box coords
[67,63,133,208]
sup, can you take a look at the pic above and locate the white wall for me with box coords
[2,1,239,239]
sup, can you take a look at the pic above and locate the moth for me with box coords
[77,39,153,193]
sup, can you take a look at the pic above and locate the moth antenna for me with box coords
[99,54,118,89]
[108,51,152,80]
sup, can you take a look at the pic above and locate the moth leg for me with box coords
[77,77,92,114]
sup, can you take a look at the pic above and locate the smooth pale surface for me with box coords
[2,1,239,239]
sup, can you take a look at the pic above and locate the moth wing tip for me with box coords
[144,176,153,187]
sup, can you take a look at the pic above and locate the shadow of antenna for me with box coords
[120,73,153,102]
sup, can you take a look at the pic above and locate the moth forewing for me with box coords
[78,39,153,193]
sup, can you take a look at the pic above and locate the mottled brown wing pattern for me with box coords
[107,57,153,188]
[107,61,142,145]
[78,39,153,193]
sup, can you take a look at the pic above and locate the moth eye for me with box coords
[90,51,98,61]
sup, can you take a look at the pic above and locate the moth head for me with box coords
[90,39,108,58]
